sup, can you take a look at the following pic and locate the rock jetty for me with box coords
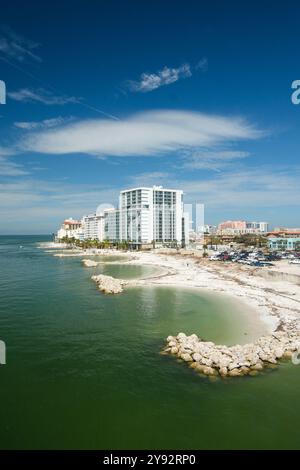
[91,274,126,294]
[82,259,98,267]
[164,330,300,378]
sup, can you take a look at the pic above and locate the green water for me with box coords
[85,261,160,280]
[0,236,300,449]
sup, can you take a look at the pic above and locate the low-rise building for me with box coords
[267,230,300,251]
[218,220,269,235]
[56,218,83,240]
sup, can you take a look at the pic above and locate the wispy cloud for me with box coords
[0,179,119,233]
[14,116,74,130]
[0,147,28,176]
[129,172,171,187]
[126,59,208,93]
[0,147,14,158]
[8,87,78,105]
[0,166,299,233]
[0,157,28,176]
[8,86,118,119]
[131,166,300,211]
[0,26,117,120]
[195,58,208,71]
[0,26,41,63]
[17,109,262,157]
[178,167,300,209]
[180,149,250,171]
[127,62,194,92]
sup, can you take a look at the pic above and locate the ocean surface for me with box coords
[0,235,300,449]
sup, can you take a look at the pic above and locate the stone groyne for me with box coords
[164,330,300,378]
[91,274,126,294]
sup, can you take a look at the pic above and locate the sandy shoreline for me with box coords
[43,242,300,336]
[127,251,300,377]
[41,243,300,377]
[125,251,300,336]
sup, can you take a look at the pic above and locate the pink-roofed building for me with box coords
[218,220,247,234]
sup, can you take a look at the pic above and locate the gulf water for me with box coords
[0,236,299,449]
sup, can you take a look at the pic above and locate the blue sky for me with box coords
[0,0,300,234]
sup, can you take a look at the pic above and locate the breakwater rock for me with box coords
[91,274,126,294]
[164,330,300,378]
[82,259,98,267]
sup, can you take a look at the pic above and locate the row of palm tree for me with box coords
[59,236,131,251]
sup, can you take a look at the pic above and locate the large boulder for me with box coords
[180,353,193,362]
[202,366,217,376]
[228,368,243,377]
[91,274,125,294]
[192,352,202,362]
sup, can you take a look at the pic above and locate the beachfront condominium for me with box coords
[119,186,187,246]
[104,208,120,243]
[82,213,105,241]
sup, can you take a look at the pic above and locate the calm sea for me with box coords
[0,235,299,449]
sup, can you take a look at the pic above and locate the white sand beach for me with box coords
[47,244,300,333]
[124,250,300,335]
[44,244,300,377]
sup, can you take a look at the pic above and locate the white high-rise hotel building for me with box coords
[119,186,186,245]
[82,213,104,240]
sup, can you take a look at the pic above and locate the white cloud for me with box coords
[0,26,41,63]
[129,165,300,212]
[0,146,14,157]
[174,167,300,209]
[14,116,74,130]
[0,147,28,176]
[9,87,118,119]
[8,88,78,105]
[0,158,28,176]
[18,110,262,157]
[129,172,171,187]
[1,166,299,233]
[0,179,119,233]
[181,150,250,171]
[128,63,192,92]
[195,58,208,71]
